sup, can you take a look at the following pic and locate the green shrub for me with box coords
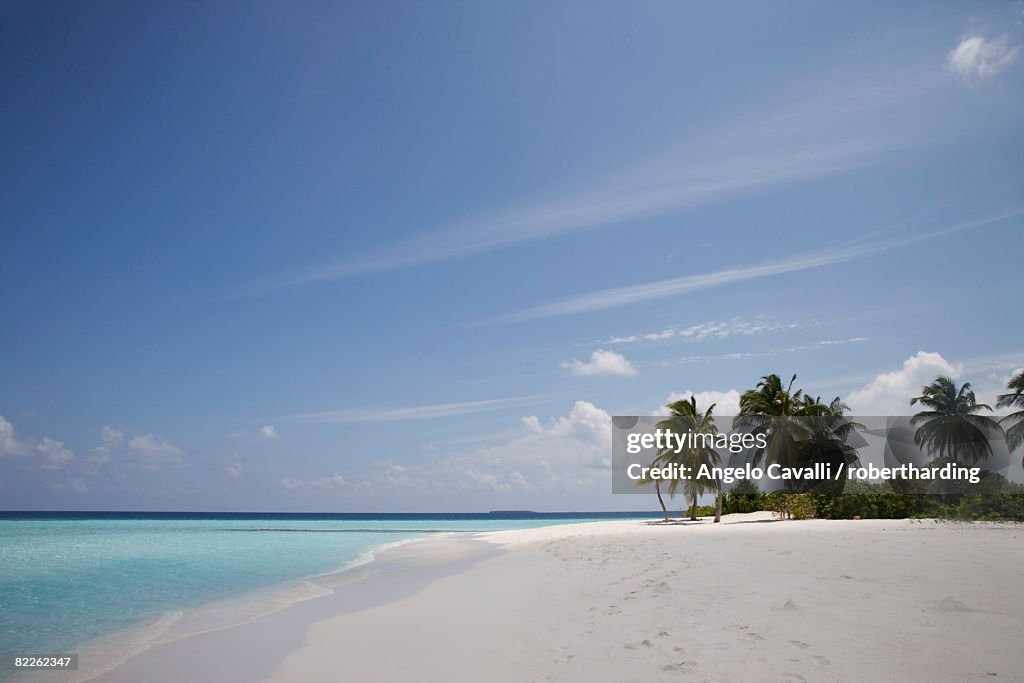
[765,493,816,520]
[722,480,765,514]
[717,477,1024,521]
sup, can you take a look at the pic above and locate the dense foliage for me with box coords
[656,371,1024,522]
[721,478,1024,521]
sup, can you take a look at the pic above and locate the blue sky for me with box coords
[1,1,1022,511]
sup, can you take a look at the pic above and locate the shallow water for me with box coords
[0,512,650,659]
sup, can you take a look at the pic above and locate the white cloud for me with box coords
[562,350,638,377]
[464,467,502,491]
[603,318,798,346]
[955,355,1024,416]
[375,401,613,495]
[657,390,742,418]
[258,425,279,440]
[129,434,180,454]
[280,477,303,490]
[226,462,243,478]
[487,208,1023,323]
[100,426,123,444]
[127,434,183,468]
[37,437,74,469]
[285,396,536,423]
[84,426,181,467]
[371,460,427,491]
[0,416,29,456]
[521,415,543,432]
[847,351,960,414]
[525,401,613,445]
[985,366,1024,417]
[0,416,78,469]
[88,425,123,463]
[311,472,347,489]
[947,34,1022,82]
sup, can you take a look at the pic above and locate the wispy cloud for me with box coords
[814,336,870,347]
[258,145,879,290]
[653,336,870,367]
[601,317,802,346]
[484,207,1023,323]
[283,396,538,423]
[235,61,946,296]
[947,34,1022,82]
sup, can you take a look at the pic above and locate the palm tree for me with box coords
[732,374,844,491]
[635,462,670,522]
[910,376,1003,465]
[735,374,808,418]
[656,396,723,521]
[997,369,1024,464]
[794,412,864,494]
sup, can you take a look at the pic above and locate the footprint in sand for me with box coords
[812,655,831,666]
[782,599,800,611]
[934,596,971,612]
[661,661,697,673]
[789,640,810,649]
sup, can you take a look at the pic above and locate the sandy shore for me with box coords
[86,513,1022,683]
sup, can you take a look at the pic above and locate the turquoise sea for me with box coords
[0,512,652,664]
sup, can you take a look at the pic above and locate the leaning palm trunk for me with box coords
[689,494,698,521]
[655,480,668,522]
[714,489,722,523]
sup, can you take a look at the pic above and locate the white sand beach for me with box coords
[89,513,1023,683]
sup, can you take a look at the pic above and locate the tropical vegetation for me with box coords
[647,369,1024,522]
[655,396,723,522]
[997,369,1024,462]
[910,376,1002,465]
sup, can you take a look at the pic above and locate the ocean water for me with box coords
[0,512,652,663]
